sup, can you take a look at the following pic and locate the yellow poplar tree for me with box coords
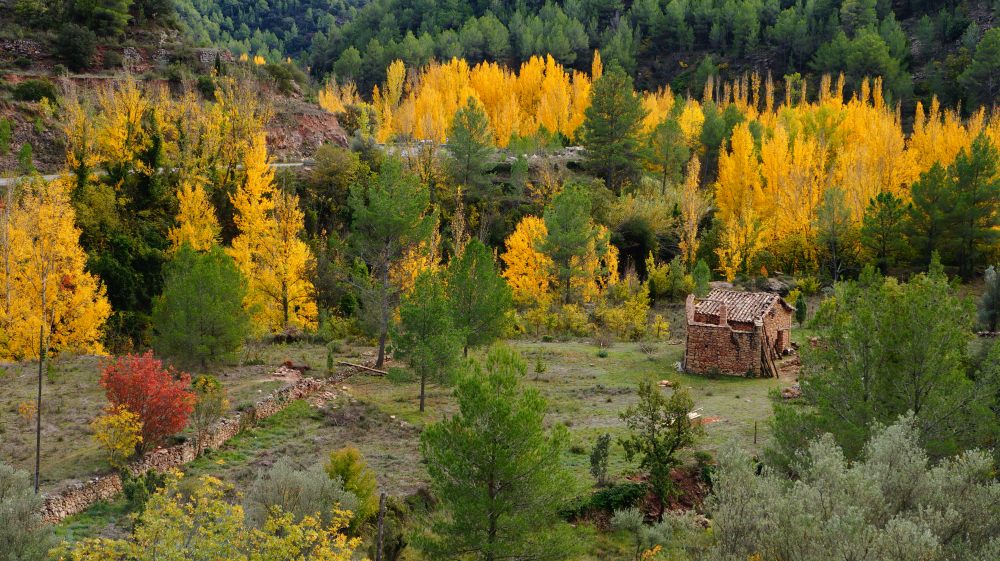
[501,216,554,306]
[258,191,318,331]
[0,177,111,360]
[169,180,220,252]
[229,134,317,332]
[94,75,153,177]
[574,225,619,303]
[373,60,406,143]
[677,99,705,149]
[678,156,708,266]
[714,123,767,280]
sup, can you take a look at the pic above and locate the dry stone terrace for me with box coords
[40,372,328,522]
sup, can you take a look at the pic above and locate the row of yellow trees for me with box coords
[324,56,1000,279]
[320,53,674,146]
[712,78,1000,278]
[6,61,999,359]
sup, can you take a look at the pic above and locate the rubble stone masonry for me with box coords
[40,376,325,523]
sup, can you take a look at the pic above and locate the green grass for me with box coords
[53,498,132,542]
[53,336,792,559]
[346,338,783,486]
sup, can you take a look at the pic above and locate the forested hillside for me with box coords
[174,0,362,62]
[6,0,998,110]
[202,0,1000,109]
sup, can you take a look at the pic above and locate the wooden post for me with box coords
[375,492,386,561]
[753,421,757,445]
[34,325,43,493]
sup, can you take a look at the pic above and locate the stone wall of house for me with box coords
[761,305,793,352]
[684,294,763,376]
[40,376,325,523]
[685,322,762,375]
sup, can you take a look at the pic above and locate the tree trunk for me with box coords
[282,281,289,330]
[34,325,43,493]
[376,329,387,368]
[419,372,426,412]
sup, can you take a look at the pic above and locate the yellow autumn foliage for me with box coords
[91,404,142,469]
[169,180,220,252]
[53,473,361,561]
[0,176,111,360]
[229,134,317,332]
[501,215,555,306]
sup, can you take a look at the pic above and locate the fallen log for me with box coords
[337,360,387,375]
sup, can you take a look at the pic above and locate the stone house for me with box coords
[684,289,794,377]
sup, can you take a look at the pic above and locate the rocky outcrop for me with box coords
[267,101,348,158]
[40,376,326,523]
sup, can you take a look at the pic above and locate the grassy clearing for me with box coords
[48,331,798,556]
[348,338,784,485]
[0,339,368,491]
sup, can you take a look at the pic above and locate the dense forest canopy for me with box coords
[9,0,998,110]
[187,0,1000,109]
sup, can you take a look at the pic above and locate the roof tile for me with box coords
[694,289,786,323]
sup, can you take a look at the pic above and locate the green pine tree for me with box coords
[394,270,462,412]
[446,238,513,357]
[446,96,495,199]
[693,259,712,297]
[907,162,955,268]
[619,381,701,507]
[151,244,251,368]
[348,158,435,367]
[949,133,1000,278]
[646,118,689,192]
[418,346,577,561]
[860,191,909,273]
[580,65,647,194]
[795,295,807,327]
[542,184,597,304]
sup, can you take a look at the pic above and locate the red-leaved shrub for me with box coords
[100,351,195,451]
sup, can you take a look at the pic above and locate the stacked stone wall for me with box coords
[685,323,761,375]
[40,377,324,522]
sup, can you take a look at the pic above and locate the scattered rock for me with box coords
[658,379,674,388]
[781,384,802,399]
[763,277,791,294]
[281,360,311,373]
[271,365,302,383]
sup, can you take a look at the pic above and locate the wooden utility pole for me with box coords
[34,325,43,493]
[375,492,386,561]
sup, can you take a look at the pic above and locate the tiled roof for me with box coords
[695,289,788,323]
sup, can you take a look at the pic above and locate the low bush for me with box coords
[244,459,358,528]
[560,481,648,519]
[12,80,57,103]
[103,51,123,70]
[122,470,166,516]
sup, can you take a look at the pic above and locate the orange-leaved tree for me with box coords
[100,351,195,451]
